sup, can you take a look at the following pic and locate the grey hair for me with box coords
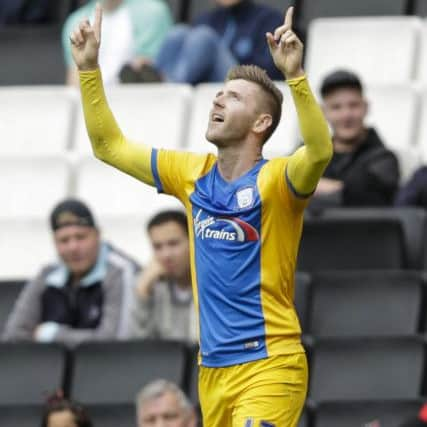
[136,379,193,418]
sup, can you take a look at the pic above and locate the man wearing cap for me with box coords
[3,198,140,347]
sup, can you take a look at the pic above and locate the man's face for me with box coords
[138,391,195,427]
[323,88,367,144]
[149,221,190,281]
[47,410,77,427]
[54,226,100,277]
[206,79,265,147]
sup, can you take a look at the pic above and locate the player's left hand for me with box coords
[266,6,304,80]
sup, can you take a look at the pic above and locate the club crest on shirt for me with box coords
[236,186,255,209]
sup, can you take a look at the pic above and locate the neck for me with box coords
[217,143,262,182]
[333,128,367,153]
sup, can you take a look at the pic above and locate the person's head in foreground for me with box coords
[320,69,367,147]
[147,210,190,283]
[41,393,93,427]
[206,64,283,152]
[50,198,100,281]
[399,403,427,427]
[136,379,197,427]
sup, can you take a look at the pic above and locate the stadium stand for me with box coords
[0,404,42,427]
[298,216,407,271]
[314,400,425,427]
[308,270,423,337]
[0,343,65,405]
[70,340,187,404]
[0,281,25,335]
[305,17,421,90]
[0,86,76,154]
[308,336,424,401]
[84,403,135,427]
[416,87,427,163]
[298,0,408,33]
[294,272,311,332]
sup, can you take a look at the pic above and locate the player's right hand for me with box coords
[70,2,102,71]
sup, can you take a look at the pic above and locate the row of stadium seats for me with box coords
[1,77,427,178]
[0,207,426,279]
[0,338,425,415]
[2,270,426,342]
[0,400,424,427]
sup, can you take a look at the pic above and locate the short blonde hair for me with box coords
[226,65,283,143]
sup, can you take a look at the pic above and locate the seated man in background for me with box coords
[395,165,427,208]
[62,0,172,85]
[310,69,400,210]
[136,379,197,427]
[131,210,196,342]
[3,198,139,347]
[149,0,284,84]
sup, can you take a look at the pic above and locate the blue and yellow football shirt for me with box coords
[79,68,332,368]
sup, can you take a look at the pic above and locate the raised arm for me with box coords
[70,4,154,185]
[267,7,332,196]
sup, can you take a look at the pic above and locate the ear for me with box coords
[252,113,273,136]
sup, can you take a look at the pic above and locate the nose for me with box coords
[213,95,225,109]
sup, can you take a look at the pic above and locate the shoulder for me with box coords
[105,243,141,275]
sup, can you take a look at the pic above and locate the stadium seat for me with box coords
[0,404,43,427]
[414,0,427,16]
[315,400,425,427]
[308,270,423,337]
[309,336,424,401]
[305,17,421,90]
[295,272,311,333]
[0,26,65,85]
[320,208,427,270]
[187,82,299,158]
[298,216,407,271]
[74,155,181,217]
[0,343,65,404]
[187,344,199,405]
[0,86,75,155]
[0,218,55,280]
[164,0,186,22]
[364,84,420,181]
[0,155,71,219]
[70,340,188,404]
[415,88,427,163]
[0,281,25,335]
[85,403,135,427]
[73,84,192,153]
[298,0,407,33]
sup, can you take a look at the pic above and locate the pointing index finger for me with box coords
[94,2,103,41]
[284,6,294,28]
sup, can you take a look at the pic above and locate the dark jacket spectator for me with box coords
[395,166,427,208]
[311,70,399,209]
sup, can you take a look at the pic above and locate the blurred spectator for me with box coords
[399,403,427,426]
[310,69,399,209]
[146,0,283,84]
[395,166,427,208]
[136,379,197,427]
[0,0,51,25]
[62,0,172,85]
[41,392,93,427]
[3,198,140,348]
[131,210,196,342]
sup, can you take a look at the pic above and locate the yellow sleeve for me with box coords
[79,68,154,186]
[286,75,333,197]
